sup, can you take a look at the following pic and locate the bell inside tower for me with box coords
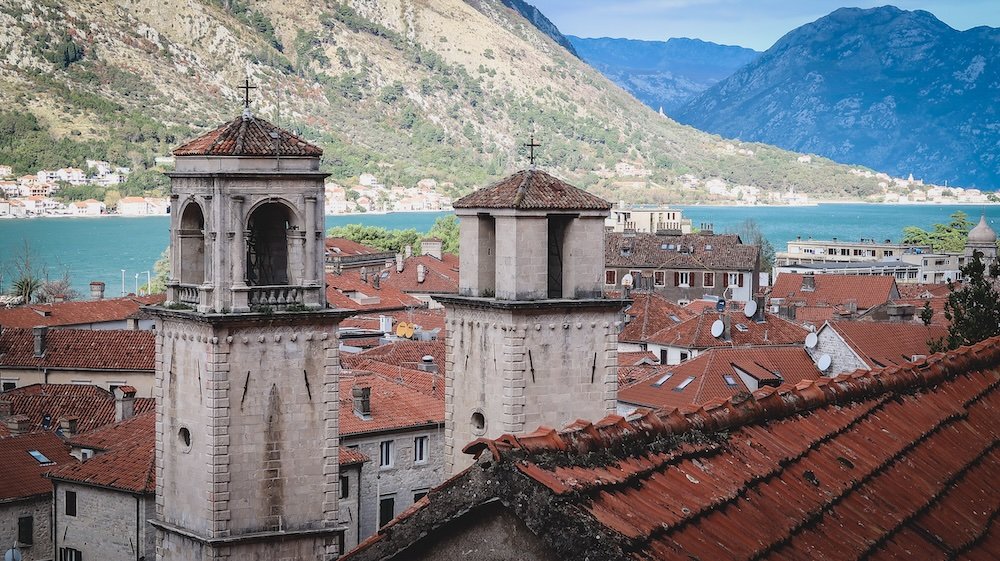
[246,202,293,286]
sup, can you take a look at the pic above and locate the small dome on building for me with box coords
[968,214,997,244]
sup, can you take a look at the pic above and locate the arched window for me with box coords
[246,202,294,285]
[178,203,205,285]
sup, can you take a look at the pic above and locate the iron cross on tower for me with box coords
[524,135,541,166]
[238,78,257,108]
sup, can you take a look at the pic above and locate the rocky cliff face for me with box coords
[569,36,759,113]
[675,6,1000,189]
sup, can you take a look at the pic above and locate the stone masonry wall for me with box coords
[0,497,50,561]
[808,326,869,377]
[53,482,154,561]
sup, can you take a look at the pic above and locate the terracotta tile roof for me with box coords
[452,169,611,210]
[48,411,155,493]
[344,336,1000,561]
[380,254,460,295]
[0,384,154,437]
[0,294,164,328]
[617,364,672,390]
[339,372,444,436]
[0,328,154,371]
[341,340,446,378]
[346,359,443,398]
[172,114,322,157]
[647,310,808,349]
[325,237,382,256]
[340,308,446,333]
[606,232,759,271]
[326,272,423,311]
[888,297,951,326]
[684,299,722,313]
[0,431,75,502]
[619,346,822,410]
[827,321,949,369]
[340,446,370,466]
[771,273,899,310]
[618,351,658,366]
[619,292,696,343]
[896,282,953,299]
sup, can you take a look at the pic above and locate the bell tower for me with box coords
[150,108,351,560]
[438,169,624,474]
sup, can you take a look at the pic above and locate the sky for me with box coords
[529,1,1000,51]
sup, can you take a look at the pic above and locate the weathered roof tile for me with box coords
[173,114,322,157]
[453,169,611,210]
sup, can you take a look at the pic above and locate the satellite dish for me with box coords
[621,273,634,288]
[715,299,726,312]
[817,354,832,371]
[395,322,408,338]
[711,320,725,338]
[5,548,23,561]
[805,332,818,349]
[743,300,758,318]
[404,323,415,338]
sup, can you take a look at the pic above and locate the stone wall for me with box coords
[339,463,363,552]
[345,427,445,542]
[444,303,620,473]
[808,325,869,377]
[52,482,154,561]
[0,496,50,561]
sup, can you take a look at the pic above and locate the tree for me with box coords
[148,248,170,294]
[426,215,459,254]
[932,251,1000,351]
[902,211,974,253]
[326,224,422,252]
[731,219,774,274]
[35,272,81,303]
[920,300,934,326]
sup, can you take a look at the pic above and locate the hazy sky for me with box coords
[529,1,1000,51]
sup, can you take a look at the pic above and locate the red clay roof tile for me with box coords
[173,115,322,157]
[0,431,75,501]
[646,310,808,349]
[339,372,444,436]
[827,321,948,369]
[48,411,155,493]
[619,292,696,343]
[0,384,154,437]
[607,232,759,271]
[0,295,164,328]
[452,169,611,210]
[0,328,154,371]
[340,446,370,466]
[771,273,899,310]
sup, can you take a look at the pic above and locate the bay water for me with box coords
[1,205,995,298]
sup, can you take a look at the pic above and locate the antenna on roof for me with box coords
[743,300,758,319]
[711,319,724,338]
[817,354,832,372]
[805,332,818,349]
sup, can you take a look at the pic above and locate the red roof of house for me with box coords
[647,310,808,349]
[339,372,444,437]
[0,328,154,371]
[618,346,821,410]
[452,169,611,210]
[619,292,696,343]
[344,337,1000,561]
[0,294,164,328]
[340,446,370,466]
[617,364,672,390]
[340,308,446,333]
[896,282,953,299]
[48,411,155,493]
[0,384,154,437]
[771,273,899,309]
[347,359,443,398]
[380,254,460,295]
[173,115,322,157]
[827,321,949,369]
[325,237,384,256]
[326,271,423,311]
[0,431,75,502]
[618,351,658,366]
[606,232,759,271]
[341,340,446,377]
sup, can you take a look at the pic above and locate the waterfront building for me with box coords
[606,203,692,234]
[776,237,924,266]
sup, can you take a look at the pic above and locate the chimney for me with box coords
[360,267,368,283]
[352,385,371,419]
[114,386,136,422]
[59,416,79,437]
[372,272,381,290]
[417,264,426,284]
[379,315,393,335]
[404,245,412,258]
[801,274,816,292]
[6,414,29,436]
[417,355,438,374]
[90,281,106,300]
[396,252,404,273]
[0,399,11,417]
[53,294,65,303]
[33,326,48,358]
[422,238,443,260]
[722,314,731,341]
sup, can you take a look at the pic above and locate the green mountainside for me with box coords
[0,0,882,202]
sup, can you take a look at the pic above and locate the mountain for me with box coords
[496,0,578,57]
[0,0,884,203]
[569,36,759,113]
[675,6,1000,189]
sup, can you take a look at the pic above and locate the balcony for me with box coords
[247,285,305,310]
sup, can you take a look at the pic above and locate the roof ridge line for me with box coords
[464,337,1000,462]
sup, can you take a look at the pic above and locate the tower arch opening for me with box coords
[246,201,300,286]
[178,202,206,285]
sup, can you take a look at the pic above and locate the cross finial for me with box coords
[524,135,541,166]
[238,78,257,109]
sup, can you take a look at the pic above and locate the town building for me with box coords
[605,203,691,234]
[340,336,1000,561]
[807,321,949,376]
[605,231,760,304]
[776,237,920,266]
[439,169,623,475]
[0,327,155,395]
[0,294,162,330]
[325,238,396,274]
[965,214,998,262]
[769,273,900,325]
[152,109,352,560]
[0,383,154,438]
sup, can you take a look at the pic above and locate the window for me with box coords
[884,250,894,257]
[660,349,667,364]
[18,515,32,545]
[703,272,715,287]
[674,376,696,391]
[59,548,83,561]
[339,475,349,499]
[679,351,689,362]
[652,372,673,387]
[379,495,396,528]
[414,436,428,463]
[724,375,739,387]
[413,490,429,502]
[839,249,849,256]
[653,271,665,287]
[66,490,77,516]
[379,440,394,468]
[728,273,742,287]
[604,270,617,285]
[678,272,690,287]
[28,450,53,465]
[2,381,15,391]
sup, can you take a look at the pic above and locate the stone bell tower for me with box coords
[438,169,624,474]
[149,108,351,560]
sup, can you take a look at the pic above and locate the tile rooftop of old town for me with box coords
[771,273,899,310]
[48,411,155,494]
[0,430,76,501]
[618,292,696,344]
[173,114,323,157]
[646,310,808,349]
[0,384,154,438]
[0,328,154,371]
[828,321,949,368]
[339,372,444,437]
[343,336,1000,561]
[0,294,164,328]
[606,232,759,271]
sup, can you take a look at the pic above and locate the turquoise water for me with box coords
[1,205,995,297]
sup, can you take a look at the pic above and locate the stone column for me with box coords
[232,196,246,287]
[305,196,317,285]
